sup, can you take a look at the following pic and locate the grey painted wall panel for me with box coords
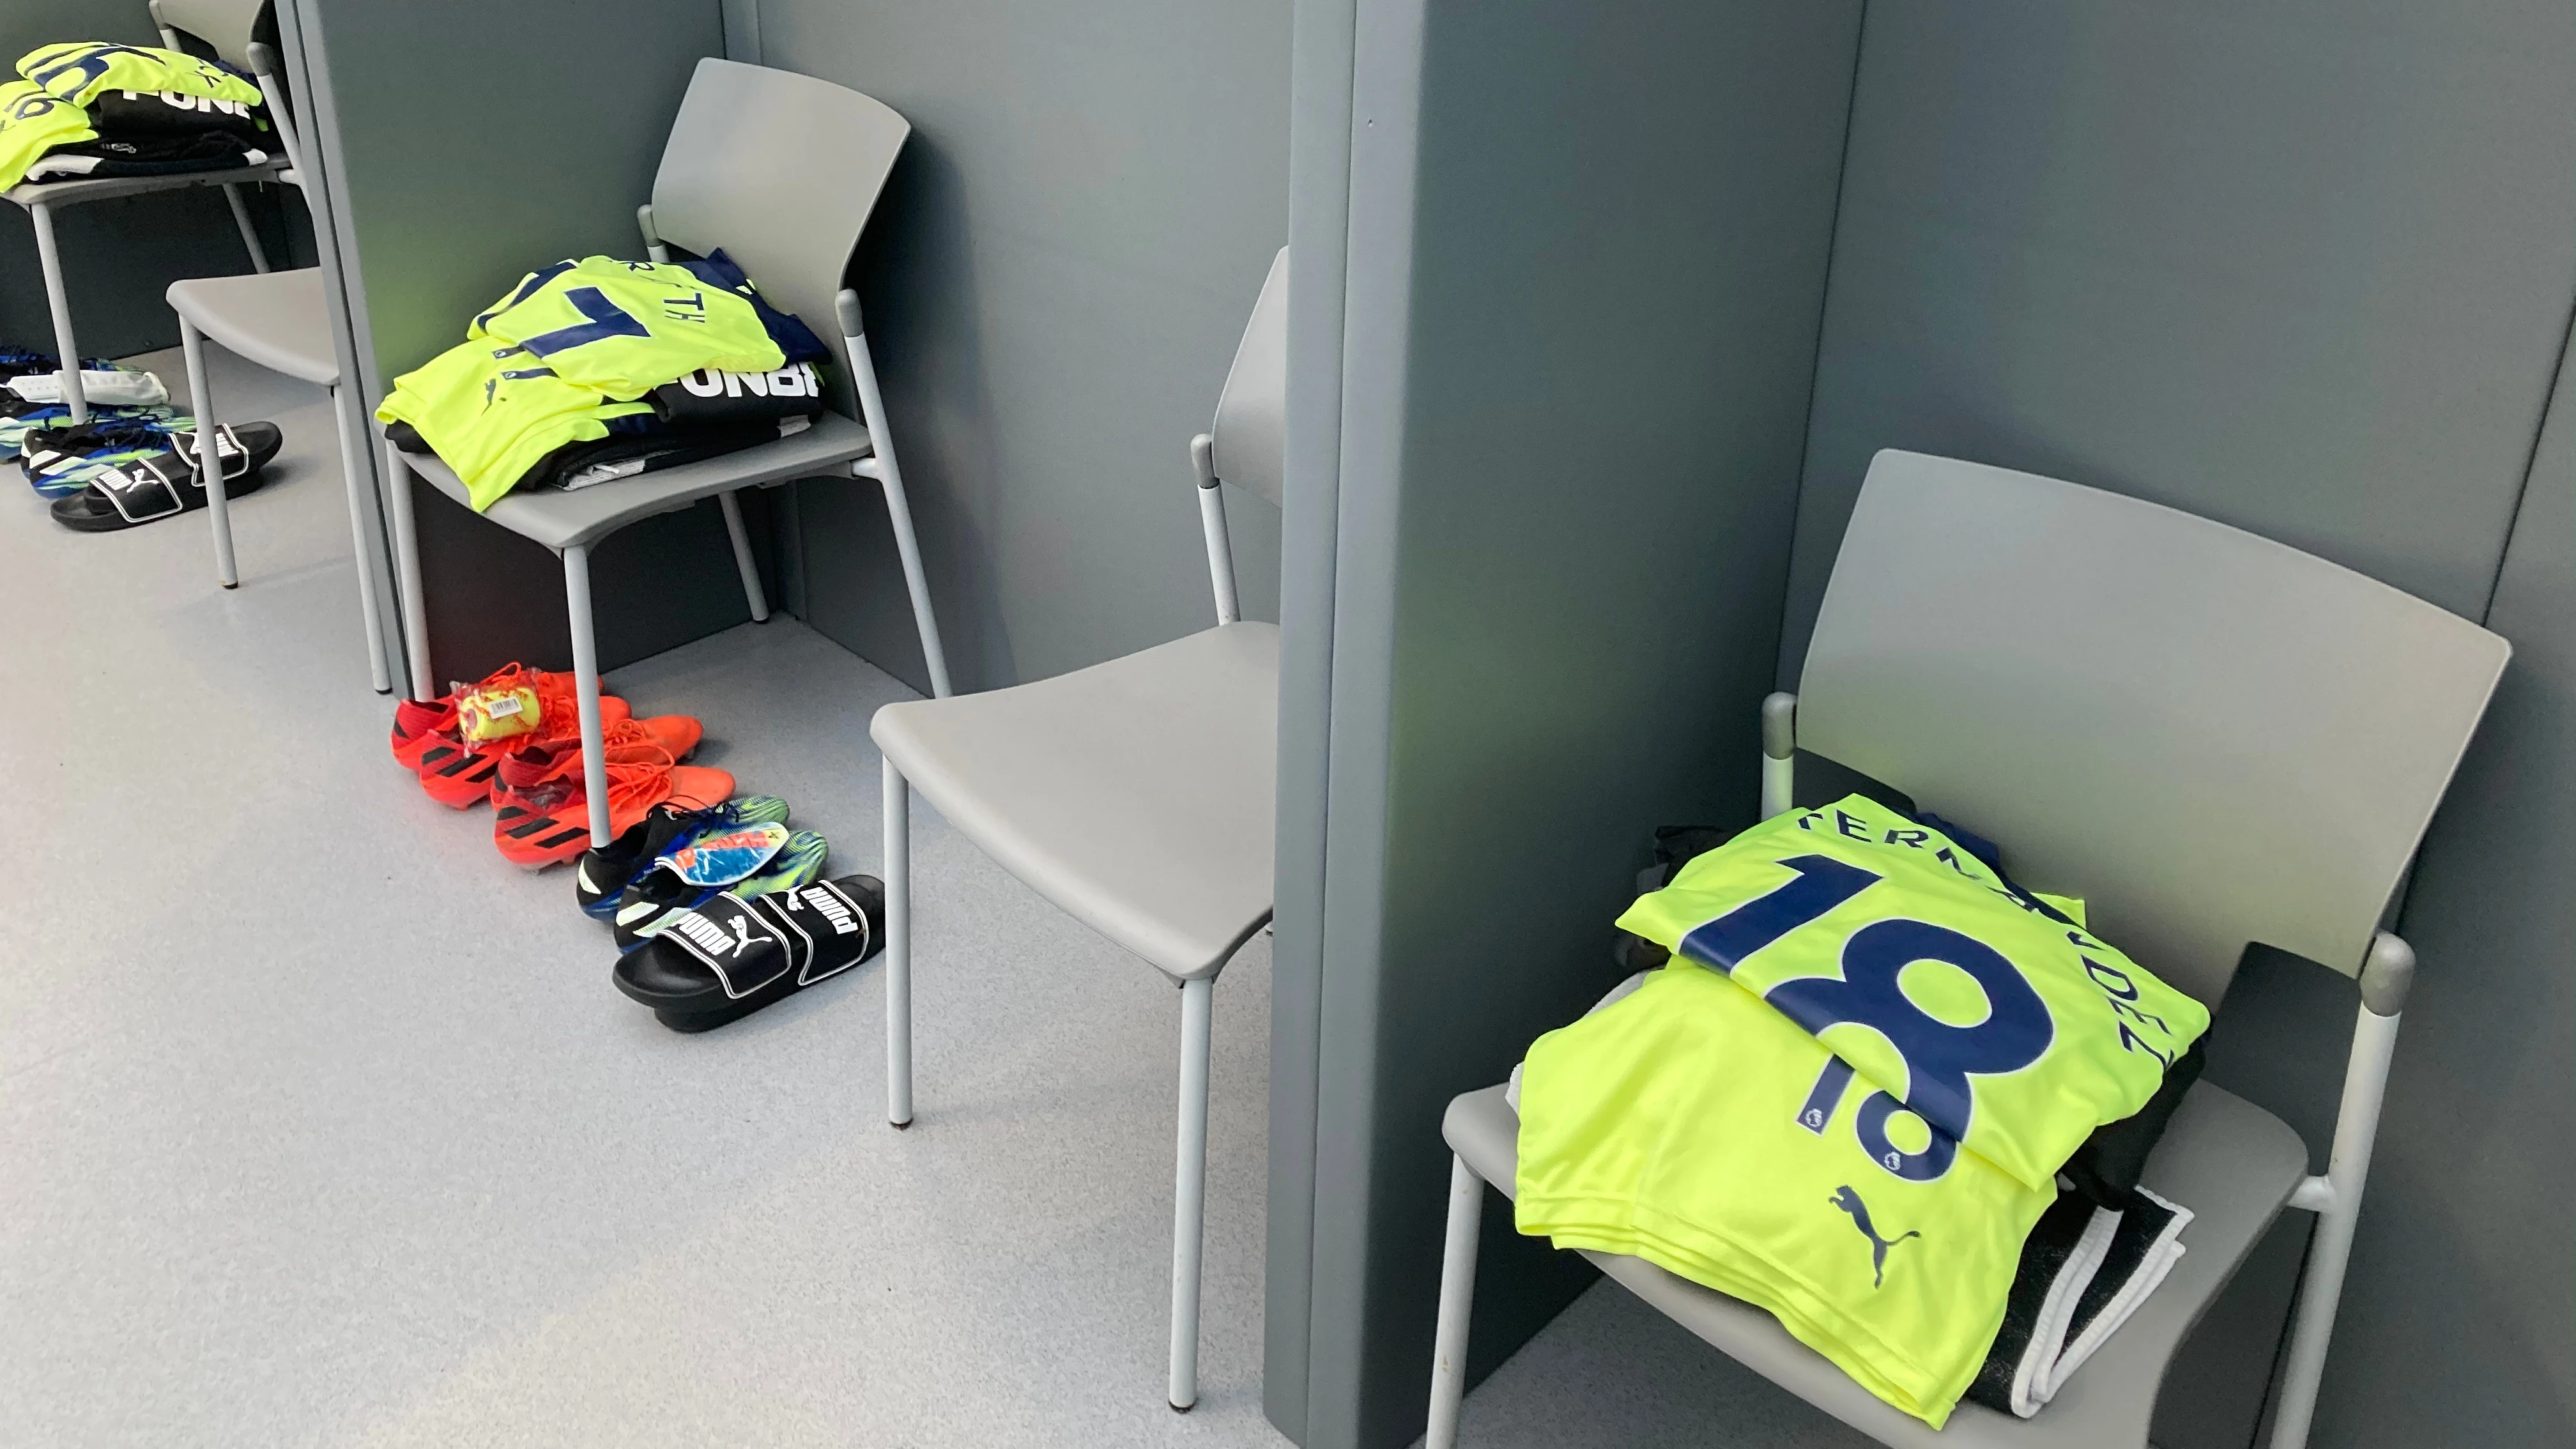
[1290,3,1866,1443]
[0,0,300,358]
[1779,0,2576,677]
[751,0,1292,695]
[305,0,766,684]
[2349,317,2576,1449]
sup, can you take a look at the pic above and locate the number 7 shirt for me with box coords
[1613,795,2209,1195]
[376,257,788,510]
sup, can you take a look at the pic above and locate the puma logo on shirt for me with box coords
[1833,1185,1921,1288]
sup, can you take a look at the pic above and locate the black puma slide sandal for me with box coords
[613,874,884,1032]
[47,424,282,532]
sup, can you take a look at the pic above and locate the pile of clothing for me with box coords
[0,42,275,190]
[378,252,831,511]
[1515,795,2210,1427]
[387,664,884,1033]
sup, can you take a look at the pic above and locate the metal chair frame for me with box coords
[873,247,1288,1412]
[378,59,954,853]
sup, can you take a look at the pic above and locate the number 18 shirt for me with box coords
[1514,796,2207,1424]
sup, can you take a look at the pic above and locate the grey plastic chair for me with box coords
[1423,450,2511,1449]
[164,39,390,693]
[380,57,954,850]
[868,245,1287,1413]
[7,0,288,425]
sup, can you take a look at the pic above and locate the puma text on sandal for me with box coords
[613,875,885,1032]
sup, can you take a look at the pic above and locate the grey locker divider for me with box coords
[1269,2,1869,1445]
[296,0,765,689]
[266,0,403,698]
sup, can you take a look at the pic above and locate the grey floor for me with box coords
[3,344,1870,1448]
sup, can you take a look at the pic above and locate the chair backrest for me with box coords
[1209,247,1289,507]
[1794,450,2510,1008]
[650,58,909,418]
[155,0,268,67]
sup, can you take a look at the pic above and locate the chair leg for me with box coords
[381,438,435,702]
[1169,974,1215,1412]
[222,183,272,274]
[848,330,953,698]
[1425,1153,1487,1449]
[717,489,770,622]
[2265,997,2403,1449]
[882,754,914,1128]
[180,321,238,588]
[330,386,393,693]
[563,543,611,847]
[28,201,86,424]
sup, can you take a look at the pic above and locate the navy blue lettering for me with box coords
[1676,855,1880,974]
[518,288,654,356]
[1765,918,2053,1147]
[1797,1056,1855,1135]
[1855,1091,1959,1182]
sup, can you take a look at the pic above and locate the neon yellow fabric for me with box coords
[376,344,650,511]
[1517,965,2051,1425]
[18,42,262,109]
[0,80,94,190]
[1614,795,2207,1192]
[376,257,778,510]
[468,257,782,395]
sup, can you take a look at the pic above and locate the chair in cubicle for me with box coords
[867,246,1287,1411]
[1422,450,2510,1449]
[162,38,392,693]
[6,0,287,425]
[380,57,955,851]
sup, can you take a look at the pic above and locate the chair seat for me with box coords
[398,411,874,551]
[169,267,339,387]
[1443,1077,2310,1449]
[4,160,287,210]
[871,623,1279,979]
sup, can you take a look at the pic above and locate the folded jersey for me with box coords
[675,249,832,363]
[376,254,795,509]
[0,80,96,189]
[17,42,263,109]
[648,360,827,427]
[88,87,267,141]
[22,130,266,183]
[1613,795,2209,1193]
[1516,964,2054,1427]
[533,415,809,493]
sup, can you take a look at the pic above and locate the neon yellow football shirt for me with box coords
[1517,964,2053,1425]
[0,80,95,190]
[1614,795,2208,1192]
[377,256,780,509]
[19,42,263,108]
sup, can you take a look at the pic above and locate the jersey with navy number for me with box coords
[1517,963,2051,1427]
[1614,795,2207,1192]
[377,256,790,510]
[17,42,261,109]
[1516,797,2211,1427]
